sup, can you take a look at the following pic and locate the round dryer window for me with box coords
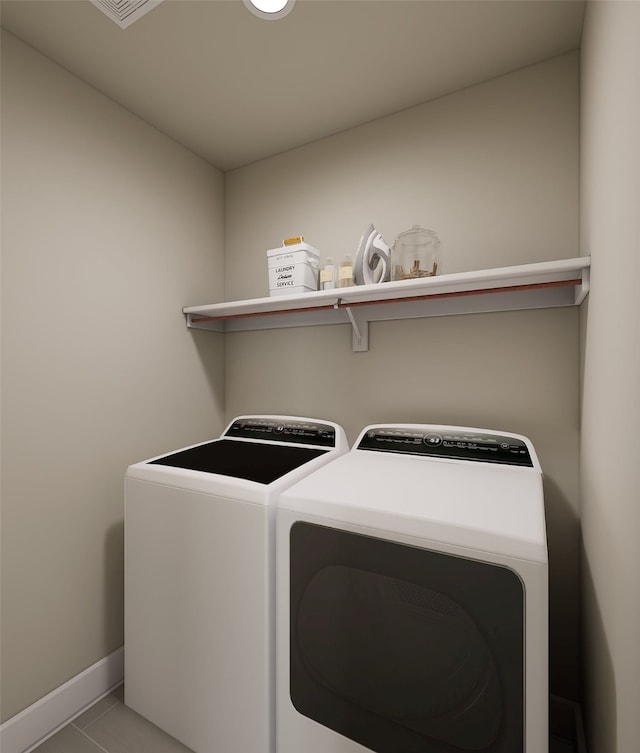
[290,522,525,753]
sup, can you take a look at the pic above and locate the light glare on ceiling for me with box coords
[243,0,295,21]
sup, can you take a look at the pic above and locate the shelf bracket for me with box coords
[575,267,590,305]
[344,305,369,352]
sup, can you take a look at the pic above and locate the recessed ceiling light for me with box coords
[243,0,296,21]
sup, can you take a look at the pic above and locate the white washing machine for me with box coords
[276,424,548,753]
[125,415,348,753]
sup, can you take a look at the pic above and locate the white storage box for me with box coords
[270,285,317,297]
[269,260,318,294]
[267,240,320,296]
[267,241,320,268]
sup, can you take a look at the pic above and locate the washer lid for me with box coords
[125,415,349,504]
[148,439,327,484]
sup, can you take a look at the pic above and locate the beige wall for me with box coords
[225,54,579,301]
[225,53,582,699]
[0,34,588,727]
[0,32,226,721]
[580,3,640,752]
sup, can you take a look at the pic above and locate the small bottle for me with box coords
[338,254,354,288]
[320,257,336,290]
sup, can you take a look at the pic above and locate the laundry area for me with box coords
[1,3,638,753]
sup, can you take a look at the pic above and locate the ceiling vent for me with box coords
[89,0,164,29]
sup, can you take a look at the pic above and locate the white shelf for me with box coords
[184,257,590,352]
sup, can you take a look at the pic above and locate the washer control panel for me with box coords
[225,417,336,447]
[357,427,533,467]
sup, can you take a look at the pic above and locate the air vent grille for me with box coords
[89,0,164,29]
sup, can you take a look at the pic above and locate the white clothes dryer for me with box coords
[276,424,548,753]
[125,415,348,753]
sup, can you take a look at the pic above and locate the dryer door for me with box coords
[289,522,524,753]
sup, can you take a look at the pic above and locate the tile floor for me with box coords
[31,685,578,753]
[30,685,194,753]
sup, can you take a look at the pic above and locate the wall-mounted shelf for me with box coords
[184,257,590,352]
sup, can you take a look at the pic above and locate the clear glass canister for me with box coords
[391,225,442,281]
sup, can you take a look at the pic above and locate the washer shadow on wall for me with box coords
[104,520,125,651]
[543,476,582,704]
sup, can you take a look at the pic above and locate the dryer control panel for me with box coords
[358,427,533,467]
[225,418,337,447]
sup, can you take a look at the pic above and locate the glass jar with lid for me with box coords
[391,225,442,281]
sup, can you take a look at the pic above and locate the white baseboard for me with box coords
[0,646,124,753]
